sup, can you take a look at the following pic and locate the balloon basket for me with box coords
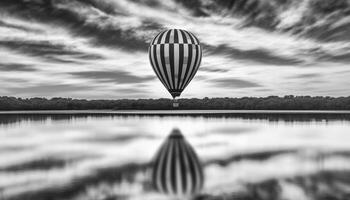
[173,102,179,108]
[172,99,179,108]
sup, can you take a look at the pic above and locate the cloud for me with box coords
[7,84,95,95]
[204,44,303,66]
[0,40,70,55]
[0,0,155,51]
[0,63,37,72]
[70,71,155,84]
[310,49,350,63]
[288,73,321,79]
[114,87,148,94]
[200,67,229,73]
[0,19,41,33]
[173,0,209,17]
[0,40,103,61]
[255,88,273,92]
[0,0,349,99]
[212,78,262,88]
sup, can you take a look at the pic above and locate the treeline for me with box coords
[1,96,350,110]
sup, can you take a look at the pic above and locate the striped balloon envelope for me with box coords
[149,29,202,99]
[151,128,204,197]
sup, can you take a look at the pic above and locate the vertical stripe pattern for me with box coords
[151,128,204,196]
[149,29,202,98]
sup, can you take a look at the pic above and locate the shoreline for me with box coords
[1,110,350,115]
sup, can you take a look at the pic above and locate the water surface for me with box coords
[0,111,350,200]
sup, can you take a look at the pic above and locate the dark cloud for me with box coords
[0,0,157,51]
[2,78,29,84]
[0,40,70,55]
[204,44,302,66]
[194,75,209,81]
[114,87,148,94]
[75,0,124,15]
[0,63,37,72]
[174,0,209,17]
[255,88,273,92]
[208,0,283,30]
[328,53,350,63]
[0,40,104,63]
[194,0,350,43]
[201,67,229,73]
[8,84,95,94]
[213,78,262,88]
[72,22,150,51]
[0,19,41,33]
[307,47,350,63]
[288,73,321,79]
[71,71,155,84]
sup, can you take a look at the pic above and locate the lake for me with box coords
[0,111,350,200]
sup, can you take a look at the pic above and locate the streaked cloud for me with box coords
[0,0,349,98]
[288,73,322,79]
[213,78,262,88]
[204,44,302,66]
[0,63,37,72]
[7,84,96,94]
[70,71,155,84]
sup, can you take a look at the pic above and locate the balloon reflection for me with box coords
[150,128,204,197]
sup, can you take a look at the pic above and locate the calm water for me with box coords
[0,111,350,200]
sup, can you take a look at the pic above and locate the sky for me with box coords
[0,0,350,99]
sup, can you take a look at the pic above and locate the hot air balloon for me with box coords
[150,128,204,197]
[149,29,202,107]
